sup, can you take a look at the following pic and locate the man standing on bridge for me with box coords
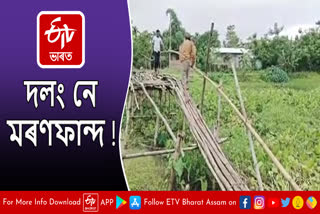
[179,33,197,89]
[152,30,164,74]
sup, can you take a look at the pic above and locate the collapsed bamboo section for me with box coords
[173,81,249,191]
[130,71,249,191]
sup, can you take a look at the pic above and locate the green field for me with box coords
[124,69,320,191]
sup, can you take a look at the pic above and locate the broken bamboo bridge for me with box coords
[122,69,301,191]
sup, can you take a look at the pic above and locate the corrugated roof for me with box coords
[214,48,248,54]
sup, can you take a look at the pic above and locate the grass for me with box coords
[123,68,320,191]
[123,147,168,190]
[188,70,320,190]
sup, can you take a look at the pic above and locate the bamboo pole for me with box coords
[124,94,132,149]
[216,80,222,135]
[169,13,172,66]
[154,114,160,147]
[122,145,198,159]
[139,82,178,143]
[200,22,215,113]
[130,82,140,110]
[176,84,248,190]
[173,84,236,190]
[194,68,301,191]
[231,62,264,191]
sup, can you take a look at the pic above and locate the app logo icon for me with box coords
[116,196,127,209]
[254,196,265,210]
[306,196,317,209]
[239,196,251,209]
[268,198,280,208]
[292,196,304,210]
[83,193,99,212]
[37,11,85,68]
[281,198,290,207]
[130,196,141,210]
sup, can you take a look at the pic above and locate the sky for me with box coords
[129,0,319,41]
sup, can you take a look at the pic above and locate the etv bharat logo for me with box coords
[83,193,99,212]
[37,11,85,69]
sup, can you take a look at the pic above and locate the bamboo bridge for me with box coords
[122,68,301,191]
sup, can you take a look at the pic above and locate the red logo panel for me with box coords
[37,11,85,68]
[83,193,99,212]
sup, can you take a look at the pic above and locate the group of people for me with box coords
[152,30,197,88]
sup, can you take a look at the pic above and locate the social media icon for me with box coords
[116,196,127,209]
[306,196,317,209]
[130,196,141,210]
[281,198,290,207]
[239,196,251,209]
[268,198,280,208]
[254,196,265,210]
[292,196,304,210]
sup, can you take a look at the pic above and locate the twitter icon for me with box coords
[281,198,290,207]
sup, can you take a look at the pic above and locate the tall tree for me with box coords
[224,25,240,48]
[195,30,220,71]
[163,9,186,51]
[268,22,284,36]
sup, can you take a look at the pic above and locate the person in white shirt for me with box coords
[152,30,164,73]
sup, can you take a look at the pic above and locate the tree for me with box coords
[248,24,320,72]
[132,27,153,69]
[163,9,186,51]
[195,30,220,71]
[268,22,284,36]
[224,25,240,48]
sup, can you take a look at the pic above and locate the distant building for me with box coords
[213,48,249,69]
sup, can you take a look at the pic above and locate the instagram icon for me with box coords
[254,196,265,210]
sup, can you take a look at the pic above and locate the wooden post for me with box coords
[216,80,222,134]
[200,22,215,113]
[124,93,132,149]
[154,90,163,147]
[154,115,160,147]
[169,14,172,67]
[231,62,263,190]
[169,133,184,190]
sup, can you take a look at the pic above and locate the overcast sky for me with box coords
[129,0,319,41]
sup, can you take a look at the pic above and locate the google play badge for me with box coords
[116,196,127,209]
[306,196,317,209]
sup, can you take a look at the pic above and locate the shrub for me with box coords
[262,66,289,83]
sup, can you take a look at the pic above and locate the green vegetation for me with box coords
[189,70,320,190]
[262,66,289,83]
[248,24,320,72]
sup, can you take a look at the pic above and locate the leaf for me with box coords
[201,179,208,191]
[174,158,184,178]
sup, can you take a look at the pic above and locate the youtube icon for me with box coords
[268,198,280,208]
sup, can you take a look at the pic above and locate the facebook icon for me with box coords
[240,196,251,209]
